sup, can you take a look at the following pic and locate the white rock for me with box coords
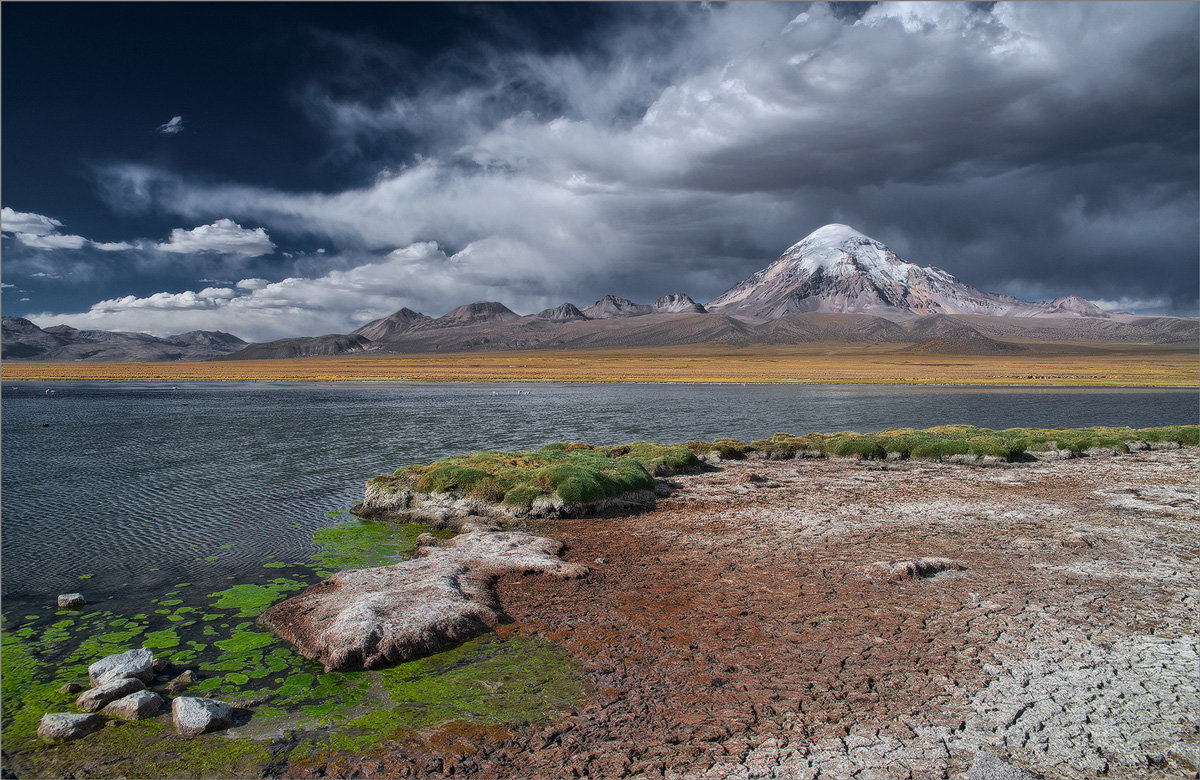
[172,696,233,738]
[102,690,163,720]
[88,647,155,686]
[37,712,104,742]
[77,676,145,711]
[57,593,85,609]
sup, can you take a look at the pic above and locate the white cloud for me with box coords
[155,218,276,256]
[92,241,134,251]
[1,206,138,253]
[1,282,15,289]
[2,207,63,236]
[8,232,89,249]
[31,237,583,341]
[157,116,184,134]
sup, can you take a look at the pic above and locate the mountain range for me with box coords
[4,225,1195,361]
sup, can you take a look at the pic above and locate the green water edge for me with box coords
[1,516,587,777]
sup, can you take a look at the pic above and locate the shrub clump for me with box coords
[383,441,700,509]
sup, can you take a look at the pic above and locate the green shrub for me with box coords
[469,477,507,503]
[416,465,491,494]
[501,484,543,507]
[827,435,887,459]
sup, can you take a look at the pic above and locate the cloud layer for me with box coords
[8,2,1197,339]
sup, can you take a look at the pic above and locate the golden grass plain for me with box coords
[3,343,1196,386]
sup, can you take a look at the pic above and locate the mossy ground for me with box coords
[373,441,698,508]
[1,516,586,778]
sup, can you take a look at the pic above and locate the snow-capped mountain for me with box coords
[707,224,1091,320]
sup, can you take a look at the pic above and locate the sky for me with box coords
[2,1,1197,342]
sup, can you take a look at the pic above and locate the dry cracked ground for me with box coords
[347,449,1199,780]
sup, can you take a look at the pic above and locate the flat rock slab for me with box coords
[259,530,588,671]
[77,676,145,712]
[38,713,104,743]
[102,690,163,721]
[172,697,232,738]
[88,648,155,686]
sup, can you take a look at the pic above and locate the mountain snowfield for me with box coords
[707,224,1110,320]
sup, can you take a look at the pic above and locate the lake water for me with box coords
[2,381,1196,614]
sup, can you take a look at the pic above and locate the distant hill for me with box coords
[1,317,247,362]
[8,224,1196,362]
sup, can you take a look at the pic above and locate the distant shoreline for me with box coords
[2,343,1196,387]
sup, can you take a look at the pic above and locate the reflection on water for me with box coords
[2,381,1195,609]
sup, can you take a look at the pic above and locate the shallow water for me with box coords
[2,381,1195,612]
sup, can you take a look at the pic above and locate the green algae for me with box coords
[214,629,274,653]
[207,579,306,617]
[310,519,441,570]
[143,629,181,650]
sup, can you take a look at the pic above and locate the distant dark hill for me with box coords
[221,334,372,360]
[352,308,432,340]
[581,295,654,319]
[1,316,247,361]
[536,302,589,321]
[431,301,520,328]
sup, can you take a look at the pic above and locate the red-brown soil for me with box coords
[326,449,1199,779]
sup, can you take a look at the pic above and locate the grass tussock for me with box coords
[370,424,1195,509]
[380,442,698,508]
[748,424,1197,461]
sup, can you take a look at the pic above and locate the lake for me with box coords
[2,381,1196,614]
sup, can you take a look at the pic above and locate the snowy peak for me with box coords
[708,224,1108,321]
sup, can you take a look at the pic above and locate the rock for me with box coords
[38,712,105,743]
[102,690,163,721]
[88,648,155,686]
[57,593,85,609]
[1149,440,1181,450]
[77,677,145,712]
[172,697,233,738]
[259,530,588,671]
[227,693,272,709]
[960,752,1044,779]
[795,449,825,459]
[165,669,197,695]
[887,557,966,582]
[58,682,83,694]
[1125,440,1150,451]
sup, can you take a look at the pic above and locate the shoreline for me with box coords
[4,434,1197,778]
[2,343,1196,387]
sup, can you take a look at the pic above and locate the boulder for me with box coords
[77,677,145,712]
[259,530,587,671]
[165,669,197,695]
[57,593,85,609]
[37,712,104,742]
[102,690,163,721]
[887,557,966,582]
[58,682,83,694]
[88,648,155,686]
[172,697,233,738]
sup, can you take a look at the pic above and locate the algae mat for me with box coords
[1,517,586,778]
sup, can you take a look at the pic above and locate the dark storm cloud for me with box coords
[21,2,1200,338]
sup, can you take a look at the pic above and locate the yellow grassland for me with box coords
[3,343,1197,386]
